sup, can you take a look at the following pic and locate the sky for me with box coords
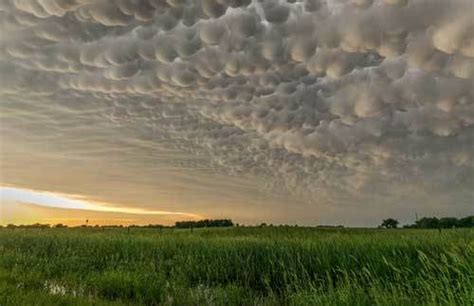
[0,0,473,227]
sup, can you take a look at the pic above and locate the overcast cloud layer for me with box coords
[1,0,473,225]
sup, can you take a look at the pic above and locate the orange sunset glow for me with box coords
[1,187,203,226]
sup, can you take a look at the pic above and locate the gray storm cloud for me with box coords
[1,0,473,225]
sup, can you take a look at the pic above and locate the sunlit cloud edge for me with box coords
[0,185,203,219]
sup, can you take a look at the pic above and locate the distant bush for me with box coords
[128,224,168,229]
[175,219,234,229]
[316,225,345,228]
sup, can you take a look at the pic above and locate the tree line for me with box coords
[380,216,474,229]
[2,216,473,230]
[174,219,234,228]
[1,219,235,229]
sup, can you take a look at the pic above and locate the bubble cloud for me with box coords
[1,0,473,225]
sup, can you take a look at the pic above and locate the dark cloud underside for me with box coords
[1,0,473,225]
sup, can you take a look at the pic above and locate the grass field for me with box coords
[0,227,473,305]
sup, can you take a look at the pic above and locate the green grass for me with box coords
[0,227,472,305]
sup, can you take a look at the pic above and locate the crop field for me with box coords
[0,227,473,306]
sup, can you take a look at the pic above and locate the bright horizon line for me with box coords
[0,186,204,220]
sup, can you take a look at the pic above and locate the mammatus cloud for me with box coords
[0,0,473,225]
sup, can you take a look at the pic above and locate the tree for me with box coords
[415,217,439,229]
[381,218,399,229]
[457,216,474,228]
[439,218,458,228]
